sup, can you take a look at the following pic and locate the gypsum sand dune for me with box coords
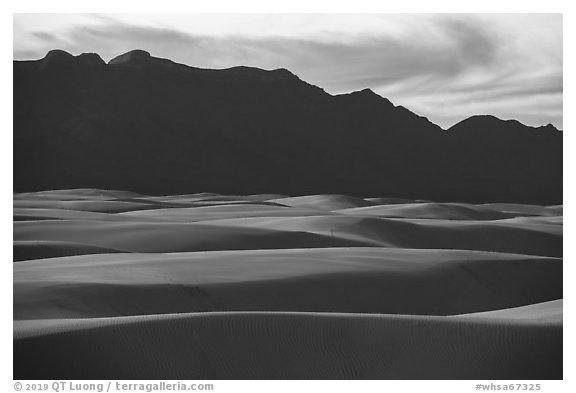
[195,214,562,257]
[13,212,562,257]
[13,208,142,222]
[455,299,562,322]
[14,220,373,254]
[14,188,143,201]
[14,190,561,216]
[14,248,561,319]
[14,189,287,205]
[13,310,562,379]
[14,189,561,210]
[13,193,232,212]
[480,203,563,217]
[13,240,123,262]
[270,194,376,211]
[13,202,322,222]
[117,204,330,222]
[365,197,429,205]
[12,191,563,380]
[13,199,164,213]
[499,215,563,226]
[178,194,289,203]
[337,202,515,220]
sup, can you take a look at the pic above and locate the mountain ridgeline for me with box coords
[14,50,562,203]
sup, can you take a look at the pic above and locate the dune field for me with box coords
[13,189,563,379]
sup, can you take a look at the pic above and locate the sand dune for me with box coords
[365,197,427,205]
[271,194,375,211]
[14,204,320,222]
[13,199,163,213]
[338,202,514,220]
[198,214,562,257]
[480,203,563,217]
[14,211,562,257]
[189,194,289,203]
[14,240,122,262]
[14,208,126,222]
[12,190,563,379]
[14,248,561,319]
[142,193,287,205]
[118,204,328,222]
[14,188,143,201]
[14,220,372,253]
[14,311,561,379]
[456,299,562,322]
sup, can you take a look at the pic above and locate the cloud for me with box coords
[30,32,58,41]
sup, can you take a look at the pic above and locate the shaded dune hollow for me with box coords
[13,190,563,379]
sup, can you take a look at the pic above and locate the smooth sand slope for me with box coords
[456,299,562,322]
[14,311,561,379]
[271,194,375,211]
[14,240,122,262]
[13,190,563,379]
[197,214,562,257]
[14,248,561,319]
[14,220,373,253]
[338,202,516,220]
[480,203,563,217]
[118,204,329,222]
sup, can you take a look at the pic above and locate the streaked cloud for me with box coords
[13,13,562,129]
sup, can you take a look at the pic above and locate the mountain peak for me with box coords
[459,115,510,124]
[351,88,387,100]
[224,66,299,81]
[76,52,105,66]
[108,50,152,65]
[40,50,105,69]
[450,115,559,132]
[337,88,394,108]
[43,49,74,63]
[540,123,561,132]
[358,88,377,95]
[272,67,298,77]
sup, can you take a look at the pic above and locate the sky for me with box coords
[13,13,563,129]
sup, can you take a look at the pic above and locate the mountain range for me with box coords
[13,50,562,203]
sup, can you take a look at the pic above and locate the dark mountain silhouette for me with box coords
[13,50,562,203]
